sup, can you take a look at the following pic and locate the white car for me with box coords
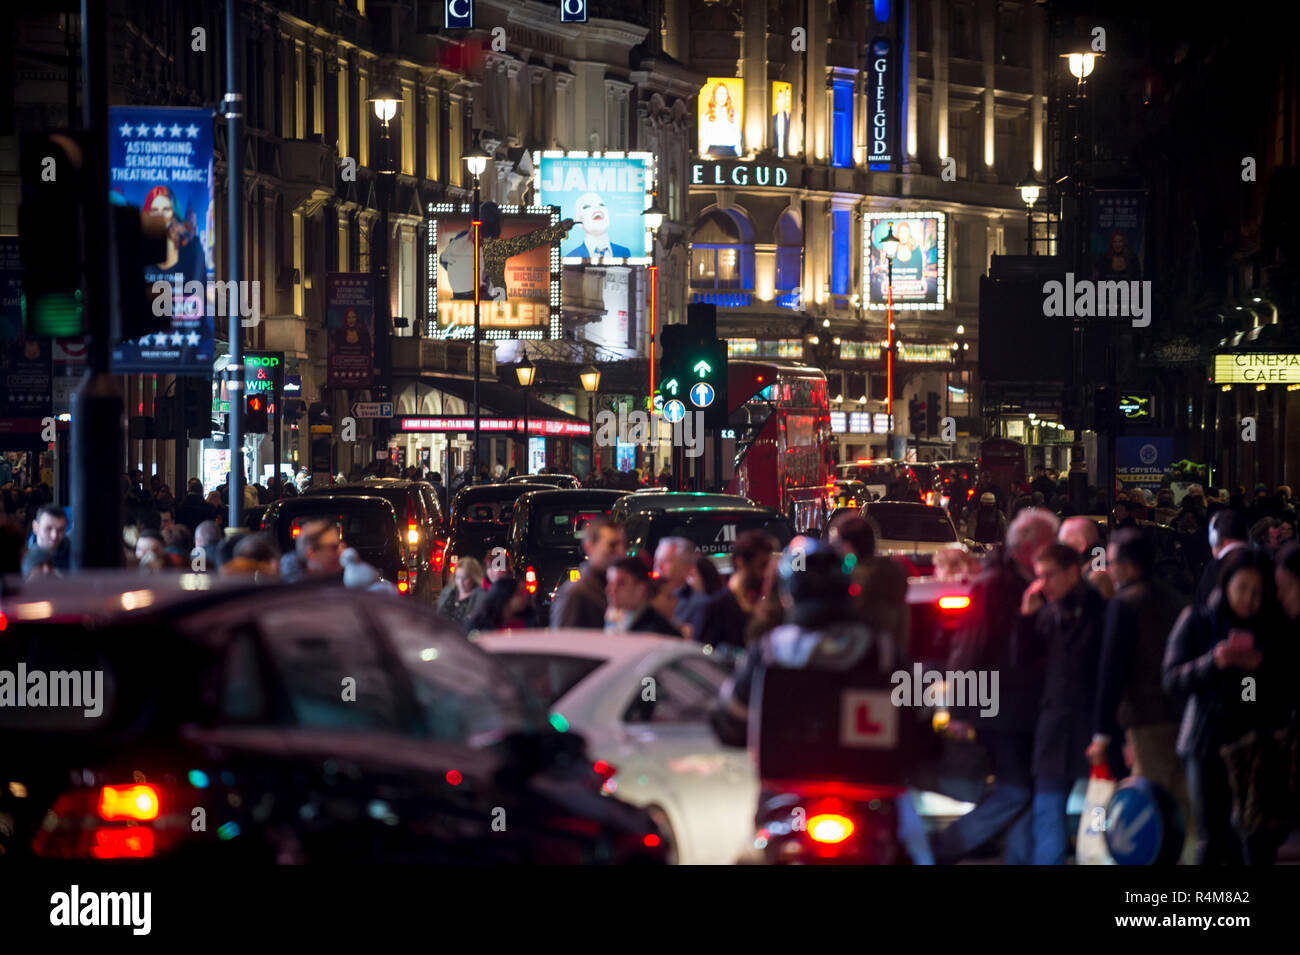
[476,630,758,865]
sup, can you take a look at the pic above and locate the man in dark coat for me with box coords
[1195,509,1250,606]
[605,556,680,636]
[1023,542,1107,865]
[549,517,625,629]
[931,508,1060,865]
[175,478,219,532]
[1088,528,1192,861]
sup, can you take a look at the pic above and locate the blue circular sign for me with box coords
[689,382,715,408]
[663,399,686,423]
[1105,777,1179,865]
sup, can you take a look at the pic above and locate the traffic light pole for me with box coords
[70,0,124,569]
[224,0,245,530]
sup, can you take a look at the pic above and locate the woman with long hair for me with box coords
[700,82,742,158]
[1164,549,1286,863]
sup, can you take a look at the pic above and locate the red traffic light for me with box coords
[247,395,263,412]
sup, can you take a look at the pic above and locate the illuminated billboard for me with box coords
[865,212,946,310]
[535,151,652,264]
[426,203,565,340]
[771,82,792,158]
[698,77,744,158]
[1213,353,1300,384]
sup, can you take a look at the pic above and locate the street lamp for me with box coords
[1062,51,1099,84]
[464,144,490,481]
[1017,168,1042,255]
[880,221,899,457]
[580,364,601,478]
[515,353,536,475]
[369,84,399,472]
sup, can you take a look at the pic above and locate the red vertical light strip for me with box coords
[472,220,481,308]
[886,278,893,441]
[648,265,658,401]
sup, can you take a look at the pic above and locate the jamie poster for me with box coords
[1090,190,1144,281]
[536,154,651,263]
[866,213,945,310]
[326,273,374,388]
[771,82,792,159]
[431,211,557,336]
[109,106,215,375]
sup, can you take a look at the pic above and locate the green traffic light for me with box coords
[22,289,83,338]
[693,360,711,378]
[662,378,679,395]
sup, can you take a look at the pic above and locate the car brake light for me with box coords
[98,784,160,822]
[397,568,411,594]
[525,566,538,594]
[448,554,458,577]
[807,813,855,844]
[431,539,448,572]
[407,523,420,547]
[92,827,156,859]
[569,568,581,582]
[924,491,935,505]
[938,595,971,611]
[291,522,301,538]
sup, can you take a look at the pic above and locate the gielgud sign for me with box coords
[1213,353,1300,384]
[691,160,790,187]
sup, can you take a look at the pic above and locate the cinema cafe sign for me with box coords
[1213,352,1300,384]
[691,159,790,187]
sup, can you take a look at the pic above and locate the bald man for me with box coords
[1058,516,1115,599]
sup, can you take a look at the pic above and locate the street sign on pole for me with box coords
[351,401,393,419]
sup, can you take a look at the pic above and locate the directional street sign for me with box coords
[690,381,715,408]
[662,399,686,423]
[351,402,393,419]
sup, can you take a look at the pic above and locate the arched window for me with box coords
[690,209,753,290]
[774,210,802,292]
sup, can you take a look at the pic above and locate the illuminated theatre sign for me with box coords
[1213,353,1300,384]
[690,160,790,188]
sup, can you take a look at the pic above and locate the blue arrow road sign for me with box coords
[690,382,715,408]
[663,399,686,423]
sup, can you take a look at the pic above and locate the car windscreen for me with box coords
[866,508,956,543]
[649,512,795,556]
[276,502,399,563]
[859,465,897,485]
[488,652,605,709]
[455,495,522,526]
[528,504,616,550]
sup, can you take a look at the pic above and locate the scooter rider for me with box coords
[710,537,934,864]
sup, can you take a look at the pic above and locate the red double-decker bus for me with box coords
[723,360,833,530]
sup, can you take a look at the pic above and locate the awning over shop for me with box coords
[395,375,590,435]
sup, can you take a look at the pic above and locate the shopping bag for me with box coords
[1076,765,1116,865]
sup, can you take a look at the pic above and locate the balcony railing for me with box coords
[692,290,753,308]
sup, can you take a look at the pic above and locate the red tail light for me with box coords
[938,595,971,611]
[397,569,411,594]
[98,784,160,822]
[92,827,156,859]
[431,538,448,572]
[594,760,618,795]
[807,813,856,845]
[448,554,458,578]
[525,566,538,594]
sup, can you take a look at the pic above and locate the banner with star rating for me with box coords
[108,106,216,376]
[326,273,374,388]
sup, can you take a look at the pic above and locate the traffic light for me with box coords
[244,393,269,434]
[19,129,170,342]
[19,132,85,337]
[690,337,729,430]
[908,397,924,435]
[184,377,214,440]
[926,391,940,436]
[657,323,689,405]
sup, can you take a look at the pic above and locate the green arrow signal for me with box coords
[662,378,679,396]
[693,360,712,378]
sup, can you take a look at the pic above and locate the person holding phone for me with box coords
[1163,549,1284,864]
